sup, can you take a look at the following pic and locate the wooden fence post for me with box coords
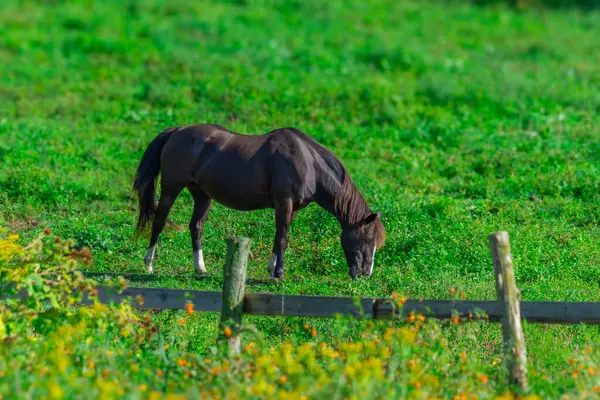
[489,231,527,390]
[218,236,251,354]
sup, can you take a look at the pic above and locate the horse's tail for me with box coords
[132,127,179,238]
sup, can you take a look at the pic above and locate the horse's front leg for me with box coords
[269,198,296,279]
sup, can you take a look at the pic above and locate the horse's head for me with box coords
[340,212,384,279]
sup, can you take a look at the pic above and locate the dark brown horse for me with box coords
[133,124,385,279]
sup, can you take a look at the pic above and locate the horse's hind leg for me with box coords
[145,185,184,273]
[188,184,211,274]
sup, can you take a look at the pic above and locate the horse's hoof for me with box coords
[273,269,284,280]
[195,267,207,275]
[194,269,207,278]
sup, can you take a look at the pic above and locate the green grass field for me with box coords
[2,0,600,397]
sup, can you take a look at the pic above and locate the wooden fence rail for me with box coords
[81,285,600,324]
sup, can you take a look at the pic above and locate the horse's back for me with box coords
[158,124,342,209]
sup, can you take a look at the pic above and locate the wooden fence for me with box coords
[64,232,600,390]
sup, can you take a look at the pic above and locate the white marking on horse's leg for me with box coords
[145,245,156,274]
[368,246,376,277]
[194,249,207,274]
[268,253,278,276]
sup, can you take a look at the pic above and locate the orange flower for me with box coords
[408,359,417,369]
[186,303,194,316]
[177,359,187,368]
[44,227,52,235]
[178,318,186,325]
[407,314,415,323]
[224,327,232,338]
[303,324,309,330]
[452,316,459,324]
[157,369,164,377]
[279,376,287,385]
[374,338,380,345]
[413,381,421,389]
[211,366,220,375]
[392,293,398,299]
[102,369,109,378]
[572,370,579,378]
[478,374,488,384]
[594,385,600,393]
[417,314,426,323]
[459,352,467,360]
[311,328,317,337]
[588,368,596,376]
[449,288,456,295]
[88,361,95,369]
[399,297,407,305]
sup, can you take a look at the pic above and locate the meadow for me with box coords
[1,0,600,398]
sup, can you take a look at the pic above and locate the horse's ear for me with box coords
[358,212,381,227]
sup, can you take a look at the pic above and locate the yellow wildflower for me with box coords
[48,380,63,399]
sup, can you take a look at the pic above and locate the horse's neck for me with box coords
[315,173,370,229]
[315,189,343,225]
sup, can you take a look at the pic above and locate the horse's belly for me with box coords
[192,146,274,211]
[198,173,273,211]
[208,190,273,211]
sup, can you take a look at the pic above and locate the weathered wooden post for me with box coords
[218,236,251,354]
[489,231,527,390]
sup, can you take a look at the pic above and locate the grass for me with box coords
[1,0,600,395]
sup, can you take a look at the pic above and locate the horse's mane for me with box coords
[333,167,386,249]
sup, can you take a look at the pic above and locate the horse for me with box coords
[132,124,385,279]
